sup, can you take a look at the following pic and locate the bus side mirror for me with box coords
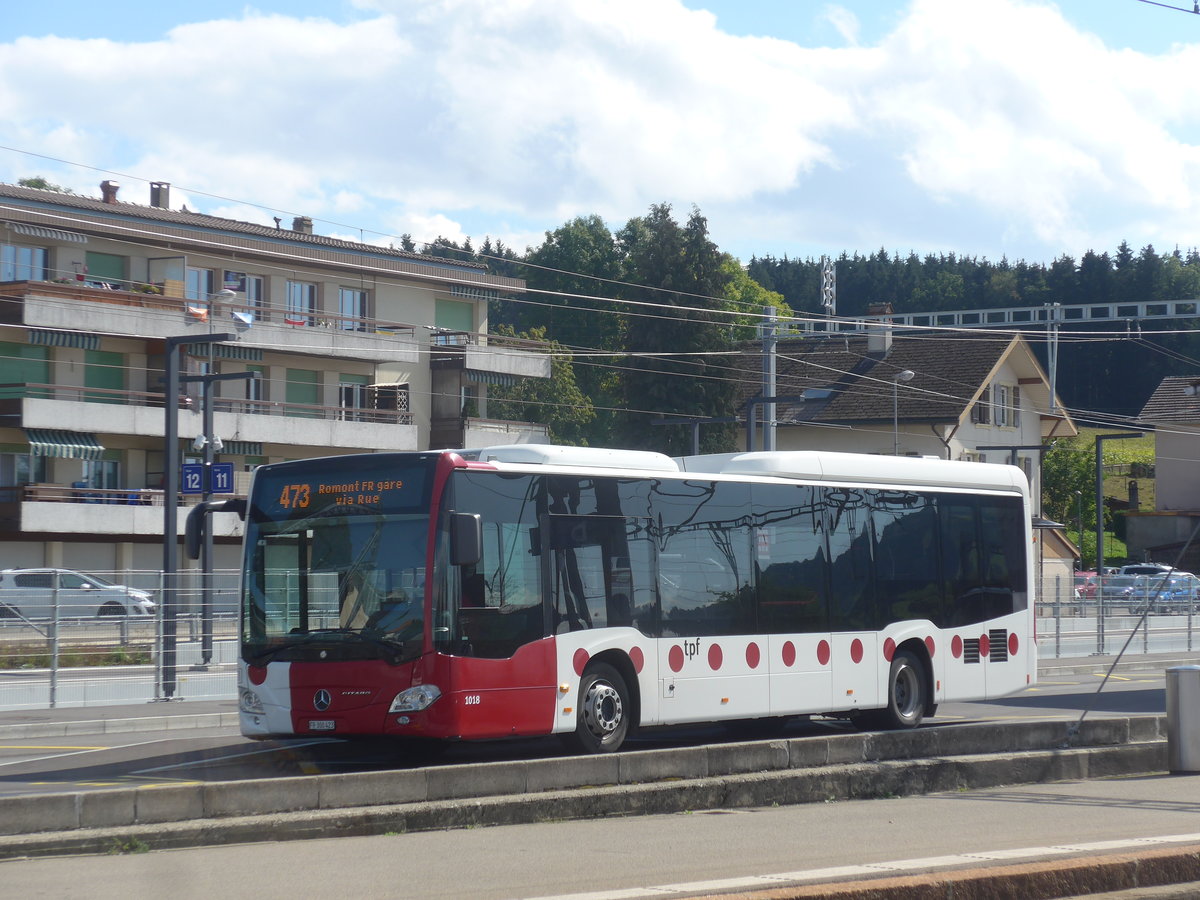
[450,513,482,567]
[185,498,248,560]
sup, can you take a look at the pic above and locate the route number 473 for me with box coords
[279,484,311,509]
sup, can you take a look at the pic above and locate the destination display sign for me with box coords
[252,456,434,518]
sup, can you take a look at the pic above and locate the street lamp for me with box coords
[1073,490,1084,565]
[892,369,914,456]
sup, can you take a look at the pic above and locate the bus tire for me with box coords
[876,649,926,730]
[564,662,630,754]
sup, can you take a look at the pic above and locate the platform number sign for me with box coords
[181,463,235,495]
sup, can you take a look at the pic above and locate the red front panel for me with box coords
[287,659,418,736]
[410,638,558,740]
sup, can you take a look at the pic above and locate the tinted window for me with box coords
[656,480,753,637]
[826,489,875,630]
[872,491,942,626]
[753,483,828,634]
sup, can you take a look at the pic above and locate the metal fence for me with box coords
[0,571,1194,712]
[0,569,238,711]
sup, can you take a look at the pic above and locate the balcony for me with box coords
[430,330,553,381]
[0,382,419,453]
[0,281,422,364]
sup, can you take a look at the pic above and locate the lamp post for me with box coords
[892,369,914,456]
[1094,431,1143,654]
[180,370,257,665]
[162,332,237,700]
[1073,490,1084,565]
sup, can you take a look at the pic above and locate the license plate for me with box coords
[308,719,336,731]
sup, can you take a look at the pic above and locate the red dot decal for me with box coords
[669,645,684,673]
[708,643,723,671]
[883,638,896,662]
[572,648,590,676]
[850,638,864,664]
[925,636,936,658]
[979,634,991,658]
[817,640,831,666]
[630,646,645,673]
[746,642,761,669]
[782,641,796,667]
[952,635,963,658]
[1008,632,1019,657]
[248,665,267,685]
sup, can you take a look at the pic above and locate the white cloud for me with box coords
[0,0,1199,263]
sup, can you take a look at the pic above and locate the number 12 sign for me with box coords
[181,463,235,494]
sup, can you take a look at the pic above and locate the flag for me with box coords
[186,305,209,323]
[231,310,254,327]
[284,315,307,326]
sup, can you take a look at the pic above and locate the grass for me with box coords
[0,645,153,669]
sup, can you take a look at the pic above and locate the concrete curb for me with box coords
[0,710,241,740]
[0,716,1168,860]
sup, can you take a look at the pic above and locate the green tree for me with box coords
[486,325,595,445]
[617,204,736,455]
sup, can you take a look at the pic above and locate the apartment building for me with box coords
[0,180,550,572]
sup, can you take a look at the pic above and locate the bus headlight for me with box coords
[389,684,442,713]
[239,688,265,715]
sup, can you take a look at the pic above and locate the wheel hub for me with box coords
[582,681,623,737]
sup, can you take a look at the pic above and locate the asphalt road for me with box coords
[1,771,1197,900]
[0,667,1169,797]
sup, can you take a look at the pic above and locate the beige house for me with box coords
[0,180,550,572]
[740,323,1076,503]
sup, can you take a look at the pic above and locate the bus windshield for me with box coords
[239,455,438,664]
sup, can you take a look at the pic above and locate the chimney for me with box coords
[866,301,894,356]
[100,180,120,204]
[292,216,313,234]
[149,182,170,209]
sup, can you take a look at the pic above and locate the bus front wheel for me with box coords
[874,649,926,730]
[564,662,630,754]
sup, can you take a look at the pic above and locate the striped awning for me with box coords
[8,223,88,244]
[28,329,100,350]
[222,440,262,456]
[26,429,105,460]
[211,343,263,361]
[465,369,518,387]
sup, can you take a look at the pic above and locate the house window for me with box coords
[993,384,1021,428]
[245,365,265,405]
[0,452,46,486]
[339,288,369,331]
[0,244,48,282]
[339,373,370,421]
[223,271,265,315]
[185,267,214,301]
[971,386,991,425]
[286,281,316,325]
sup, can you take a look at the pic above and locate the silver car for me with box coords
[0,568,156,619]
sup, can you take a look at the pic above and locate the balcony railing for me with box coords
[0,383,413,425]
[0,280,418,336]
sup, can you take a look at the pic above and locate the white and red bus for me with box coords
[232,444,1035,753]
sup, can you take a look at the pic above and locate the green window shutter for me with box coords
[85,252,126,283]
[84,350,124,404]
[286,368,320,418]
[0,342,49,398]
[435,299,473,333]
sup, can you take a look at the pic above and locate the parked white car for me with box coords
[0,569,156,619]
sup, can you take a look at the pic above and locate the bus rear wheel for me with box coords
[564,662,630,754]
[874,649,926,730]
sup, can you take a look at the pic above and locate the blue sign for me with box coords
[181,463,204,495]
[211,463,235,494]
[181,463,236,495]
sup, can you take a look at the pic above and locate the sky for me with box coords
[2,0,1200,271]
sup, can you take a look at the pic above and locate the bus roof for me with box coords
[679,450,1028,494]
[464,444,1027,495]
